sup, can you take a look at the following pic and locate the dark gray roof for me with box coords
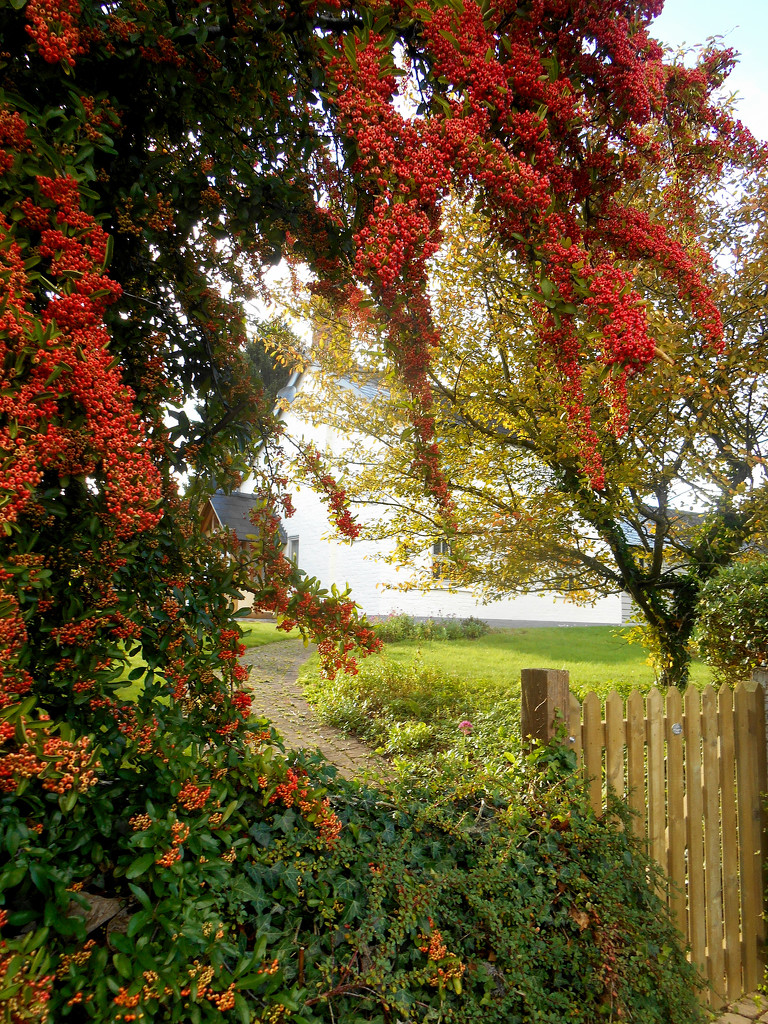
[208,491,287,544]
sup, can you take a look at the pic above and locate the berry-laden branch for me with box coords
[321,0,742,490]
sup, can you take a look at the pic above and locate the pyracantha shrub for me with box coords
[0,0,744,1019]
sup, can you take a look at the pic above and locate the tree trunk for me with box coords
[656,631,692,689]
[652,611,696,690]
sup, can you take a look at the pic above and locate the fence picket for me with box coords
[702,685,725,1002]
[718,683,741,1001]
[569,692,582,766]
[752,684,767,976]
[626,690,645,840]
[666,687,685,932]
[735,682,761,992]
[646,688,665,870]
[582,692,603,814]
[605,691,624,800]
[684,685,707,980]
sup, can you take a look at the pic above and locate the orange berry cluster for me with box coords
[0,727,99,795]
[171,821,190,845]
[177,779,211,811]
[269,768,300,807]
[113,986,141,1008]
[0,943,54,1022]
[314,797,343,849]
[419,927,448,962]
[56,939,95,978]
[155,848,181,868]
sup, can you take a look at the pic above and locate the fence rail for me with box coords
[521,670,767,1007]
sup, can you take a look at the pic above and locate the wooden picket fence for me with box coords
[521,669,768,1008]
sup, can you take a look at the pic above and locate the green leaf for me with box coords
[220,798,239,823]
[233,973,267,989]
[102,231,114,270]
[109,932,133,955]
[128,883,153,911]
[234,994,252,1024]
[5,828,21,859]
[1,865,27,890]
[113,952,134,978]
[126,910,151,937]
[125,853,155,879]
[58,788,78,813]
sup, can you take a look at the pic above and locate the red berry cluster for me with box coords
[0,152,162,537]
[25,0,84,66]
[322,0,737,491]
[0,573,34,711]
[177,780,211,811]
[295,443,361,540]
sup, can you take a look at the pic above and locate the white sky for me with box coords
[651,0,768,141]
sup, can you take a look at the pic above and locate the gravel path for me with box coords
[241,638,388,781]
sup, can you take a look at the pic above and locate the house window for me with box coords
[287,536,299,567]
[432,539,451,580]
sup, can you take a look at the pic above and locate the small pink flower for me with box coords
[458,720,473,735]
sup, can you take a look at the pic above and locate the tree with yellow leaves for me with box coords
[303,112,768,688]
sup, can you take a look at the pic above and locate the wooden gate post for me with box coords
[521,668,571,748]
[751,668,768,768]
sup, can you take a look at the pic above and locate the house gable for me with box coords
[205,491,287,545]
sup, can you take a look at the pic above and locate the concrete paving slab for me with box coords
[729,997,768,1019]
[715,995,768,1024]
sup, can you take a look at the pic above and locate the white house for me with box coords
[236,369,628,627]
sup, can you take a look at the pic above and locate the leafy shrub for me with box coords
[460,616,491,639]
[382,719,436,755]
[374,613,420,643]
[358,742,706,1024]
[0,727,704,1024]
[374,614,491,644]
[695,559,768,675]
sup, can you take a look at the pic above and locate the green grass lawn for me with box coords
[239,619,299,648]
[299,626,715,767]
[302,625,713,698]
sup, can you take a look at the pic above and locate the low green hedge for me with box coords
[373,614,490,644]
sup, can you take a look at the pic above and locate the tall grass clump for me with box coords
[303,654,520,767]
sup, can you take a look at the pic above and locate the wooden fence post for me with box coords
[751,668,768,768]
[521,668,571,748]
